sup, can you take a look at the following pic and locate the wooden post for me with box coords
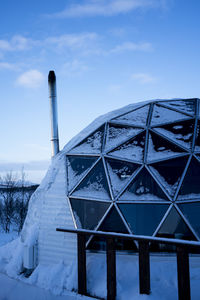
[106,237,116,300]
[177,246,191,300]
[77,233,87,295]
[139,241,150,295]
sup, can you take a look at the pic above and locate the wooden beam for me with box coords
[177,246,191,300]
[77,233,87,296]
[106,237,116,300]
[139,241,150,295]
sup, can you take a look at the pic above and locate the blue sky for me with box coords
[0,0,200,183]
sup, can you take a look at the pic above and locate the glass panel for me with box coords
[195,153,200,162]
[99,207,128,233]
[153,119,194,150]
[106,158,139,197]
[195,121,200,152]
[119,203,169,236]
[69,198,110,230]
[70,125,105,154]
[178,202,200,237]
[112,105,149,127]
[151,104,189,126]
[178,157,200,200]
[157,206,196,240]
[105,123,141,152]
[147,131,185,162]
[119,167,169,201]
[67,156,97,191]
[149,156,188,197]
[162,99,196,116]
[108,132,145,163]
[72,160,111,200]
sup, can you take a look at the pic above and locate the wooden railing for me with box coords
[56,228,200,300]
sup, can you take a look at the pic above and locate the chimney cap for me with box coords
[48,70,56,83]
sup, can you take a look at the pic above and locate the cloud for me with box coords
[110,42,153,53]
[131,73,156,83]
[0,35,33,53]
[61,59,89,77]
[16,69,45,88]
[0,62,19,71]
[48,0,158,18]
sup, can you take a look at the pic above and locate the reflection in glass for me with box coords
[67,155,97,191]
[70,125,105,154]
[147,131,185,162]
[99,207,128,233]
[70,198,110,230]
[178,202,200,238]
[149,156,188,197]
[106,158,139,197]
[72,160,111,200]
[154,120,194,150]
[112,105,149,127]
[119,167,168,201]
[151,104,189,126]
[108,132,145,162]
[119,203,169,235]
[105,123,141,151]
[163,99,196,116]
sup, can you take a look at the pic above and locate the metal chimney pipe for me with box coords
[48,70,60,157]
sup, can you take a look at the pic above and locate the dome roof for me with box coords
[65,98,200,245]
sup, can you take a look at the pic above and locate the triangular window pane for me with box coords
[151,104,190,126]
[119,167,169,201]
[99,207,128,233]
[70,125,105,154]
[194,121,200,152]
[108,132,146,163]
[178,203,200,238]
[153,119,194,150]
[149,156,188,198]
[178,157,200,200]
[157,206,196,240]
[67,155,97,191]
[69,198,110,230]
[112,105,149,127]
[72,160,111,200]
[106,158,139,197]
[162,99,196,116]
[105,123,141,152]
[147,131,185,162]
[119,203,169,236]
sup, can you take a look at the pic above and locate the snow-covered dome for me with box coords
[66,98,200,246]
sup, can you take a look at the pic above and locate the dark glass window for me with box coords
[153,119,195,150]
[119,167,169,201]
[118,203,169,236]
[147,131,185,162]
[149,156,188,197]
[72,159,111,200]
[99,207,128,233]
[178,157,200,200]
[105,123,141,152]
[69,125,105,154]
[162,99,196,116]
[112,105,149,127]
[106,158,139,197]
[195,121,200,152]
[178,202,200,238]
[69,198,110,230]
[157,206,195,240]
[151,104,189,126]
[67,156,97,191]
[108,132,145,163]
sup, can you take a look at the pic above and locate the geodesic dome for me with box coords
[66,98,200,245]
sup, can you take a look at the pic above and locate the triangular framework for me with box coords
[156,206,196,240]
[111,105,150,127]
[178,202,200,238]
[119,167,169,201]
[151,104,190,126]
[71,159,111,200]
[108,131,146,163]
[147,131,186,162]
[67,155,98,191]
[194,120,200,152]
[105,157,140,198]
[148,156,189,198]
[153,119,195,150]
[118,203,169,236]
[161,99,196,116]
[104,123,142,152]
[69,125,105,154]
